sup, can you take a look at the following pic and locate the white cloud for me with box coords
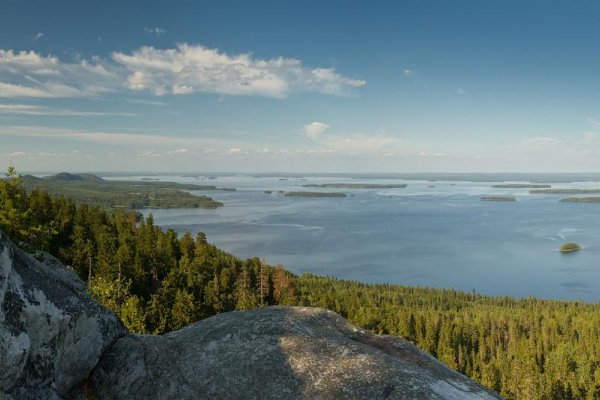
[32,32,44,42]
[0,49,121,98]
[403,69,415,78]
[0,46,365,99]
[304,122,329,139]
[144,27,166,36]
[111,43,365,97]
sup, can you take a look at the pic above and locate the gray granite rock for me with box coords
[0,230,125,399]
[92,306,501,400]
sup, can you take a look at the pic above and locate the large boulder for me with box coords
[92,306,501,399]
[0,231,125,399]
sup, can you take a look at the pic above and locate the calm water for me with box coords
[109,174,600,302]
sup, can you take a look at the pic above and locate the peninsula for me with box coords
[22,173,224,209]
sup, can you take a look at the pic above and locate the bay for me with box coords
[109,174,600,302]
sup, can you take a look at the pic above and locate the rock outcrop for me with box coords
[93,307,500,399]
[0,230,501,399]
[0,231,125,399]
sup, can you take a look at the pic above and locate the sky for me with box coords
[1,0,600,173]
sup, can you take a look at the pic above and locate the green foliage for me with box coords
[0,166,57,249]
[5,169,600,399]
[560,242,581,253]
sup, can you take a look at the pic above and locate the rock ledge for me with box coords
[92,306,501,399]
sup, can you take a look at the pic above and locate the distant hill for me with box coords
[44,172,105,182]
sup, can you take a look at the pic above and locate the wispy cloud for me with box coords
[32,32,44,42]
[4,149,85,158]
[126,98,166,106]
[167,148,190,154]
[144,27,166,36]
[402,67,428,89]
[586,116,600,127]
[302,122,414,155]
[0,49,121,98]
[0,125,191,145]
[0,104,135,116]
[0,125,256,154]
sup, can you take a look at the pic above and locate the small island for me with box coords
[264,190,272,194]
[560,242,582,253]
[531,189,600,194]
[560,197,600,203]
[285,191,347,198]
[481,196,516,202]
[492,184,551,188]
[302,183,407,189]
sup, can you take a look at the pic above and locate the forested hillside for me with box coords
[2,167,599,399]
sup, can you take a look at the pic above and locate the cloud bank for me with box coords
[0,45,365,99]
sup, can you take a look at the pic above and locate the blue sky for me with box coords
[1,0,600,172]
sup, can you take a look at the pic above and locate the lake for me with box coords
[107,174,600,302]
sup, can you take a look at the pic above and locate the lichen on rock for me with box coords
[0,230,125,399]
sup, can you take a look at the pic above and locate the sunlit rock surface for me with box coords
[93,306,501,399]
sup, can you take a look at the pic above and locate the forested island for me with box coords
[530,188,600,194]
[302,183,407,189]
[285,191,347,197]
[491,184,551,188]
[560,197,600,203]
[22,172,225,209]
[2,168,600,399]
[480,196,516,202]
[560,242,582,253]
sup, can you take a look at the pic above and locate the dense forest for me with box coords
[2,167,600,399]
